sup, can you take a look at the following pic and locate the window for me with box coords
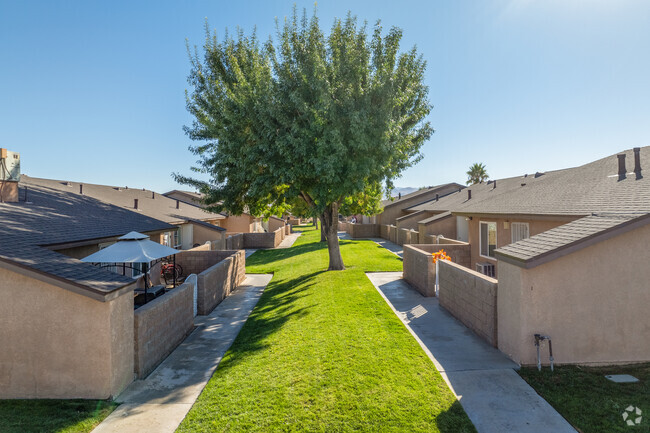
[511,222,530,243]
[480,222,497,258]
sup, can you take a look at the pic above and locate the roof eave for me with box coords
[495,213,650,269]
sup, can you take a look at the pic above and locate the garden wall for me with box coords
[225,233,243,250]
[133,281,195,378]
[402,243,471,297]
[346,223,380,238]
[196,250,246,315]
[243,228,283,248]
[438,260,498,347]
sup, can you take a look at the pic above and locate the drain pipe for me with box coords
[534,334,554,372]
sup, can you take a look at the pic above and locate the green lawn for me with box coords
[519,363,650,433]
[178,225,474,432]
[0,399,117,433]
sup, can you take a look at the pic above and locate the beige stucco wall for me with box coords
[419,214,457,239]
[0,181,19,202]
[347,223,380,239]
[396,210,433,230]
[0,267,134,399]
[222,214,254,234]
[191,222,226,247]
[467,217,572,277]
[498,222,650,366]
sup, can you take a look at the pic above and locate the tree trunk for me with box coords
[319,215,327,242]
[322,202,344,270]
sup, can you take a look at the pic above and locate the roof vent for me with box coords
[62,181,72,187]
[521,183,526,187]
[435,193,439,201]
[467,190,472,200]
[618,154,627,180]
[524,173,528,178]
[134,198,138,209]
[114,187,121,191]
[176,199,180,209]
[152,191,155,199]
[493,180,497,189]
[634,147,642,179]
[79,184,83,194]
[534,172,544,178]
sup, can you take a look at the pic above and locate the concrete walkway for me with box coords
[92,274,273,433]
[366,272,575,433]
[276,232,301,249]
[338,231,403,258]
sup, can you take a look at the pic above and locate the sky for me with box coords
[1,0,649,193]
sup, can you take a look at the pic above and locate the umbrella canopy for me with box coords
[81,232,180,264]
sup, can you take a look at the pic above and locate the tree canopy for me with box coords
[176,8,432,270]
[466,162,488,185]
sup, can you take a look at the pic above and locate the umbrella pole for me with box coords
[144,262,148,304]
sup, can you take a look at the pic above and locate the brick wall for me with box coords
[196,250,246,315]
[402,243,471,297]
[133,281,194,378]
[347,223,379,238]
[438,260,498,347]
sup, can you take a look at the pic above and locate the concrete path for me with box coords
[92,274,273,433]
[338,231,403,258]
[275,232,301,249]
[366,272,575,433]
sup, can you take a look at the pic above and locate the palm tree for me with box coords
[466,163,488,185]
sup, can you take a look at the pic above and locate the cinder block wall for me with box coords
[197,250,246,315]
[438,260,498,347]
[348,223,379,238]
[176,250,239,276]
[397,228,411,246]
[133,281,194,378]
[243,230,281,248]
[402,243,471,297]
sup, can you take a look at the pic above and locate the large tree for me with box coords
[176,9,432,270]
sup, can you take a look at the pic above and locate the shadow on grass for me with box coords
[215,270,324,371]
[0,399,117,433]
[436,400,478,433]
[246,240,327,267]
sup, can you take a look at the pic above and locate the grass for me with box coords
[178,225,475,432]
[519,363,650,432]
[0,399,117,433]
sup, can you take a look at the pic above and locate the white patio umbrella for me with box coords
[81,231,180,302]
[81,231,179,264]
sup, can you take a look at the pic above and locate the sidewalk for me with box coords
[366,272,575,433]
[92,274,273,433]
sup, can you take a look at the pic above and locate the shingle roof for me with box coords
[408,147,650,217]
[23,176,224,224]
[0,181,174,298]
[381,183,464,209]
[495,212,650,268]
[418,211,453,225]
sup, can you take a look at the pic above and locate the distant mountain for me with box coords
[386,187,418,200]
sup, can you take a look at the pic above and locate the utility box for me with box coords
[0,149,21,181]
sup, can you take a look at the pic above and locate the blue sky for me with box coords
[1,1,649,193]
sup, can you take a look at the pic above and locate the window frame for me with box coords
[479,221,498,259]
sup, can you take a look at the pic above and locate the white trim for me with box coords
[479,221,498,259]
